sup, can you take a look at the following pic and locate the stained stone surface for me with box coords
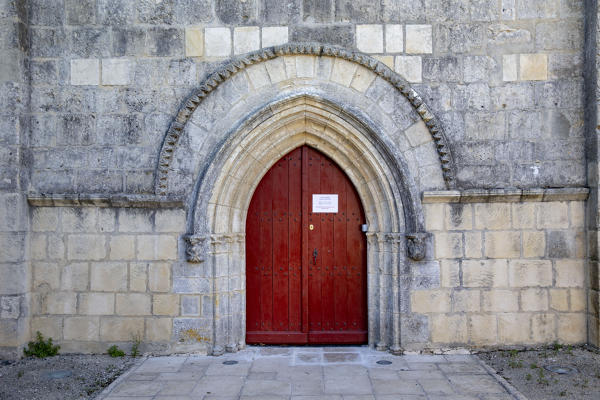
[97,347,519,399]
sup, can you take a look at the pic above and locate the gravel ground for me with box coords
[478,345,600,400]
[0,355,136,400]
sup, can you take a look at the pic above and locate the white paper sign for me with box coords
[312,194,338,213]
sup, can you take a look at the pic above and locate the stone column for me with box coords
[0,0,29,359]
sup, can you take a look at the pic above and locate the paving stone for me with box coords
[158,380,197,395]
[192,375,245,397]
[372,379,425,395]
[241,380,291,396]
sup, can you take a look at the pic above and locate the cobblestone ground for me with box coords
[97,346,523,400]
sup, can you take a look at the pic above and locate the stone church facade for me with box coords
[1,0,599,358]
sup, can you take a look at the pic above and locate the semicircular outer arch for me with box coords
[154,42,456,197]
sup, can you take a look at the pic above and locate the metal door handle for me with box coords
[313,248,318,265]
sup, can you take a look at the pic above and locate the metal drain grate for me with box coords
[376,360,392,365]
[223,360,238,365]
[544,365,577,375]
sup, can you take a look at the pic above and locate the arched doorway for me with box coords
[246,146,367,344]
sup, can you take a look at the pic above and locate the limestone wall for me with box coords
[417,193,587,347]
[28,205,196,354]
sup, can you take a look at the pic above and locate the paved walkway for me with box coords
[98,346,523,400]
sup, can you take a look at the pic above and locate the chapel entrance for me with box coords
[246,145,368,345]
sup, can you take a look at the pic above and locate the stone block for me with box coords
[469,314,497,344]
[373,55,394,69]
[31,317,63,341]
[64,316,99,341]
[385,24,403,53]
[205,27,231,57]
[445,203,472,230]
[246,63,271,87]
[531,313,555,342]
[290,25,354,47]
[522,231,545,258]
[137,235,178,261]
[498,313,531,343]
[0,296,20,319]
[148,27,183,57]
[395,56,422,83]
[431,314,467,343]
[482,289,519,312]
[62,208,97,232]
[549,288,569,311]
[264,57,287,83]
[0,264,27,295]
[484,231,520,258]
[521,288,548,311]
[90,262,127,292]
[406,25,432,54]
[405,120,432,148]
[71,59,99,85]
[570,289,585,312]
[116,293,151,316]
[32,208,59,232]
[555,260,584,287]
[130,262,147,292]
[234,26,260,55]
[452,289,480,312]
[33,262,60,290]
[185,26,203,57]
[44,292,77,315]
[570,202,585,228]
[109,235,136,260]
[356,25,383,53]
[118,209,153,233]
[101,58,132,85]
[557,313,586,343]
[68,234,106,261]
[474,203,511,230]
[262,26,288,47]
[537,202,569,229]
[31,235,47,260]
[98,209,116,232]
[61,262,89,291]
[411,290,451,313]
[464,232,483,258]
[181,295,201,316]
[331,59,357,87]
[462,259,508,287]
[440,259,460,287]
[78,292,114,315]
[155,210,186,233]
[146,318,172,341]
[153,294,179,316]
[519,54,547,81]
[424,203,444,231]
[100,317,144,341]
[502,54,517,81]
[434,232,463,259]
[149,263,171,292]
[547,230,584,258]
[508,260,552,287]
[350,66,376,93]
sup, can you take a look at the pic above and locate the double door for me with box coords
[246,146,367,344]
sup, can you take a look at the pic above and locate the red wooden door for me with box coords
[246,146,367,344]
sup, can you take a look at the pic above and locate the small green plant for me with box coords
[130,333,141,357]
[508,359,523,368]
[17,370,24,378]
[537,368,549,385]
[525,373,532,381]
[560,391,567,397]
[107,345,125,357]
[530,363,538,369]
[552,342,562,352]
[23,331,60,358]
[509,349,519,357]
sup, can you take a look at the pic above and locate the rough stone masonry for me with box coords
[0,0,599,358]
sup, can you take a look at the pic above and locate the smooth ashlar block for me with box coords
[205,27,231,57]
[395,56,422,83]
[262,26,288,48]
[234,26,260,55]
[502,54,518,81]
[519,53,548,81]
[405,25,432,54]
[385,24,403,53]
[71,59,99,85]
[101,58,131,85]
[185,27,204,57]
[356,24,383,54]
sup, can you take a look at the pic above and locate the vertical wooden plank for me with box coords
[332,165,348,333]
[259,169,274,332]
[246,183,261,333]
[346,180,365,331]
[288,148,302,332]
[306,147,322,333]
[272,157,289,331]
[301,146,310,334]
[319,156,335,332]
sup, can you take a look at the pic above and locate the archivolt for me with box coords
[155,42,456,195]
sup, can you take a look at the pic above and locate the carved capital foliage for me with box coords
[405,232,429,261]
[183,235,206,263]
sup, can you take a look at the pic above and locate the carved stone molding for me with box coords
[155,42,456,195]
[405,232,429,261]
[183,235,206,263]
